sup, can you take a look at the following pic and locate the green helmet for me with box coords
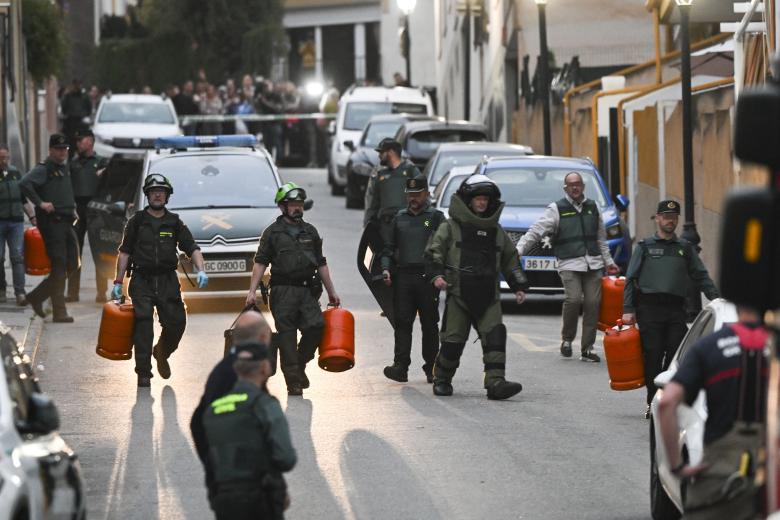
[143,173,174,195]
[275,182,307,204]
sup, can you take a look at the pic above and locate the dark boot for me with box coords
[422,364,434,384]
[138,375,151,387]
[153,345,171,379]
[277,331,302,390]
[383,363,408,383]
[433,381,453,396]
[299,364,310,389]
[486,380,523,400]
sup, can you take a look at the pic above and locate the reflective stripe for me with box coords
[210,393,249,414]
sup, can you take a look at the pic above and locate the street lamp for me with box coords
[397,0,417,86]
[535,0,552,155]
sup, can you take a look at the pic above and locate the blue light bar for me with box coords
[154,134,258,149]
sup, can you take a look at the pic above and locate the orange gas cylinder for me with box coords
[24,227,51,276]
[603,321,644,391]
[96,300,135,360]
[318,305,355,372]
[598,276,625,331]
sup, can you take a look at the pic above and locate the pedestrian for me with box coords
[202,341,296,520]
[245,183,340,396]
[59,80,91,151]
[0,144,33,306]
[516,171,620,363]
[426,175,529,399]
[111,174,209,387]
[199,84,224,135]
[66,129,109,303]
[364,138,420,245]
[191,310,273,503]
[622,200,720,417]
[380,175,445,383]
[19,134,79,322]
[172,80,200,135]
[256,80,283,158]
[658,305,767,519]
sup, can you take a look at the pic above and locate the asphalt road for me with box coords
[34,167,651,520]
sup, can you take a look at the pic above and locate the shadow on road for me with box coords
[340,429,443,520]
[400,385,451,419]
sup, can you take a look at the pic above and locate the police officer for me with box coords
[426,175,529,399]
[67,128,109,303]
[112,174,208,387]
[622,200,720,417]
[19,134,79,322]
[658,305,767,519]
[202,342,296,520]
[381,175,444,383]
[246,183,340,396]
[0,144,32,306]
[364,138,420,244]
[517,171,620,362]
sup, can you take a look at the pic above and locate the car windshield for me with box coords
[406,130,487,160]
[344,102,427,131]
[155,154,278,209]
[436,174,469,208]
[486,167,608,208]
[428,149,526,186]
[98,102,176,124]
[362,122,404,147]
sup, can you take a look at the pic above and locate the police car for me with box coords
[87,135,283,302]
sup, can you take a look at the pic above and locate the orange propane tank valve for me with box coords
[318,305,355,372]
[24,227,51,276]
[96,299,135,360]
[603,320,644,391]
[598,276,625,331]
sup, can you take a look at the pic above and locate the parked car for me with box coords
[328,86,434,195]
[0,323,87,519]
[92,94,182,160]
[344,113,440,209]
[87,135,283,302]
[473,156,632,293]
[423,141,534,190]
[394,120,489,171]
[648,299,738,520]
[430,166,475,218]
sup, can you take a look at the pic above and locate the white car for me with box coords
[649,298,738,520]
[93,94,182,159]
[328,86,434,195]
[430,165,476,219]
[0,324,86,520]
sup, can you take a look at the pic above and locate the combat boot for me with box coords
[486,380,523,400]
[299,365,310,389]
[288,386,303,396]
[383,364,408,383]
[422,364,434,384]
[153,345,171,379]
[433,381,453,396]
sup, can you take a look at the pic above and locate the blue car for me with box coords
[472,156,631,294]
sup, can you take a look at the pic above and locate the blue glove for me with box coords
[110,283,123,301]
[197,271,209,289]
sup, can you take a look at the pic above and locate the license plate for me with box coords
[204,259,246,273]
[522,257,558,271]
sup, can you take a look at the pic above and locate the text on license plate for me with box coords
[522,257,558,271]
[204,259,246,273]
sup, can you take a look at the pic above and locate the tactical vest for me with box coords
[376,163,414,220]
[554,198,600,259]
[128,210,183,273]
[203,391,270,484]
[394,209,443,267]
[636,239,691,298]
[269,222,320,283]
[70,154,105,199]
[38,160,75,215]
[457,222,499,317]
[0,168,23,220]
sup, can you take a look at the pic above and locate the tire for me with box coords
[345,173,364,209]
[650,424,682,520]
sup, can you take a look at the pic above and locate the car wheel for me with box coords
[331,180,345,196]
[345,173,364,209]
[650,423,682,520]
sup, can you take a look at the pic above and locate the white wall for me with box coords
[380,0,437,87]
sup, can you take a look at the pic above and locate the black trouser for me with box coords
[637,297,689,405]
[27,213,79,317]
[211,483,274,520]
[67,198,106,299]
[392,269,440,371]
[129,271,186,378]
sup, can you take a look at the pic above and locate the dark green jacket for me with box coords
[623,234,720,312]
[425,194,529,297]
[202,379,297,485]
[69,152,108,199]
[364,160,420,225]
[0,166,25,221]
[20,158,76,217]
[254,216,326,283]
[554,198,600,259]
[381,203,445,270]
[118,208,199,273]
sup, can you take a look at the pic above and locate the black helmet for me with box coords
[143,173,174,195]
[457,174,501,215]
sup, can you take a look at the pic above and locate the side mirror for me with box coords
[653,370,674,389]
[304,199,314,211]
[108,201,126,215]
[344,140,355,152]
[19,393,60,435]
[327,121,336,135]
[614,194,630,211]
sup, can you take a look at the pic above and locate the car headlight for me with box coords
[606,223,622,239]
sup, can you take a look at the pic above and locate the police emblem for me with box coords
[667,201,676,209]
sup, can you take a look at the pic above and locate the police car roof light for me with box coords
[154,135,258,150]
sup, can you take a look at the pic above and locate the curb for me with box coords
[21,315,44,364]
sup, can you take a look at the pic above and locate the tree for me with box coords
[23,0,68,84]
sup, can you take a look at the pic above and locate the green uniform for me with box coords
[364,160,420,242]
[623,234,720,404]
[203,379,297,520]
[118,208,199,378]
[0,165,24,220]
[425,194,529,387]
[553,198,600,259]
[254,216,327,390]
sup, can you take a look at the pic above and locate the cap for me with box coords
[656,200,681,215]
[49,134,69,149]
[405,175,428,193]
[234,342,269,361]
[75,128,94,139]
[374,137,402,154]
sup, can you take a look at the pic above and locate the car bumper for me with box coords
[179,250,269,302]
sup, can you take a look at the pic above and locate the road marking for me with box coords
[509,333,558,352]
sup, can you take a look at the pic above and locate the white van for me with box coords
[328,86,434,195]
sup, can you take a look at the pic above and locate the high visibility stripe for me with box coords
[210,393,248,410]
[743,219,762,263]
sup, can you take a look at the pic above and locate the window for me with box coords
[98,102,176,124]
[676,311,713,361]
[343,102,427,131]
[406,129,487,158]
[361,122,403,147]
[485,167,608,208]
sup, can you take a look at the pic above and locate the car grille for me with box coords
[112,137,156,149]
[507,230,556,256]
